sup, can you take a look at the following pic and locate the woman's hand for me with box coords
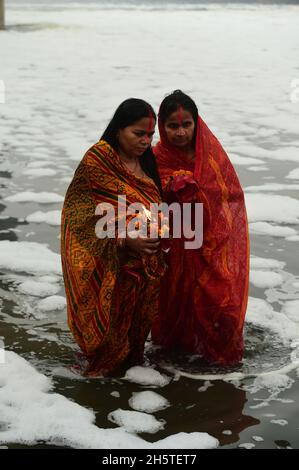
[171,174,199,203]
[125,235,160,256]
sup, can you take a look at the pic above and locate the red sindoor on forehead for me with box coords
[177,105,184,125]
[146,108,155,132]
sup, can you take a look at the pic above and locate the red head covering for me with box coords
[152,112,250,365]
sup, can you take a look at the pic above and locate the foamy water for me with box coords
[1,1,299,449]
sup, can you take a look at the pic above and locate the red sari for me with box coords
[151,116,250,365]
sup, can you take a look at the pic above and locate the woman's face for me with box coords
[117,116,155,158]
[164,108,195,149]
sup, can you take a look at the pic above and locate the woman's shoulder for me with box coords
[82,140,112,167]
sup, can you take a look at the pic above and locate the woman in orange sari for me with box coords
[61,99,166,377]
[152,90,250,366]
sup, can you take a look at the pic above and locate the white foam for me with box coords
[60,176,73,184]
[229,154,265,166]
[39,275,60,284]
[286,167,299,180]
[26,210,61,226]
[250,271,283,289]
[51,366,86,381]
[246,183,299,192]
[286,235,299,242]
[247,373,294,395]
[0,241,62,275]
[108,409,164,434]
[129,391,170,414]
[198,381,214,393]
[124,366,171,387]
[239,443,255,449]
[247,166,268,172]
[25,232,36,238]
[275,398,294,404]
[250,256,286,270]
[246,297,299,344]
[270,419,288,426]
[37,295,66,312]
[249,222,297,238]
[4,192,63,204]
[56,136,90,163]
[160,366,245,383]
[18,280,60,297]
[27,161,55,169]
[281,300,299,323]
[152,432,218,449]
[0,351,217,449]
[245,194,299,224]
[22,168,57,177]
[231,146,299,164]
[252,436,264,442]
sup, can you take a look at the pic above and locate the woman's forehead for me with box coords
[165,109,193,123]
[130,116,156,130]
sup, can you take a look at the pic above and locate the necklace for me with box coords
[122,157,138,174]
[121,155,150,180]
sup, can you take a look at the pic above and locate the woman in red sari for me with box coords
[152,90,250,366]
[61,99,166,377]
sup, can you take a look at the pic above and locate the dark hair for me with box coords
[158,90,198,145]
[101,98,162,197]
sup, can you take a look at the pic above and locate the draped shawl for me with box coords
[152,116,250,365]
[61,140,166,373]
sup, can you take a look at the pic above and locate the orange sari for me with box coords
[61,140,166,376]
[152,116,250,365]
